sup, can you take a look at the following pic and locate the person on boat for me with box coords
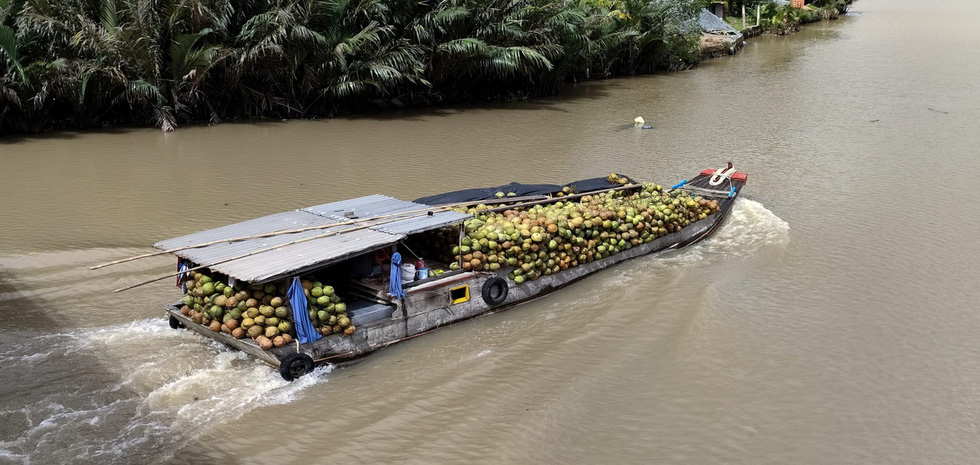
[351,247,393,279]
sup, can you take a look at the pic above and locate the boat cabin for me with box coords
[155,194,504,365]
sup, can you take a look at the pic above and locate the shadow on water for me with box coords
[0,81,619,141]
[0,126,141,145]
[0,130,80,145]
[318,81,620,123]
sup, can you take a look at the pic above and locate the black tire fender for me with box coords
[481,277,509,307]
[168,314,183,329]
[279,353,315,381]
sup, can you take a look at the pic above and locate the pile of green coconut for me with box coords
[410,176,720,283]
[299,279,355,336]
[179,274,355,350]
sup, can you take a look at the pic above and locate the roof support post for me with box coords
[457,223,464,270]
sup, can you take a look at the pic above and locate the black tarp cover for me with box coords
[414,175,638,205]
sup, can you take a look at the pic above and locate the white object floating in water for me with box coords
[634,116,645,126]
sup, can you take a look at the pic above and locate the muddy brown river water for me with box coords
[3,0,980,463]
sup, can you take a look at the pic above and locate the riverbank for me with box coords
[0,0,854,136]
[698,0,852,59]
[0,0,704,135]
[729,0,853,36]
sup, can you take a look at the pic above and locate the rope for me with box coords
[675,165,738,198]
[675,184,733,198]
[399,241,421,261]
[709,163,736,186]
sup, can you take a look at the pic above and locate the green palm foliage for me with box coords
[0,0,704,133]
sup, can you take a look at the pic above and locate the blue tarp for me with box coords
[412,176,636,205]
[389,252,405,299]
[177,260,190,293]
[288,277,320,344]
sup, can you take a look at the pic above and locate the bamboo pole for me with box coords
[90,207,451,270]
[112,213,419,293]
[91,194,551,270]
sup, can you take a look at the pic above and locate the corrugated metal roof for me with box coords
[371,211,470,236]
[154,195,470,283]
[155,211,332,251]
[698,9,739,34]
[303,194,418,219]
[304,194,470,236]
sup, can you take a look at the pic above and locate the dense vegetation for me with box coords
[0,0,705,133]
[759,0,850,34]
[724,0,852,34]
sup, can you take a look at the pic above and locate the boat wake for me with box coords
[654,198,790,267]
[0,319,330,464]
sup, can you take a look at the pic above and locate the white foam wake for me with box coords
[0,319,331,464]
[699,198,789,254]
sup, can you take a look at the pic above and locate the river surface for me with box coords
[3,0,980,463]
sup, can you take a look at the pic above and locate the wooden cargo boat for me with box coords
[156,166,747,380]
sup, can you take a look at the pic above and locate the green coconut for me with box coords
[208,305,223,319]
[247,325,263,338]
